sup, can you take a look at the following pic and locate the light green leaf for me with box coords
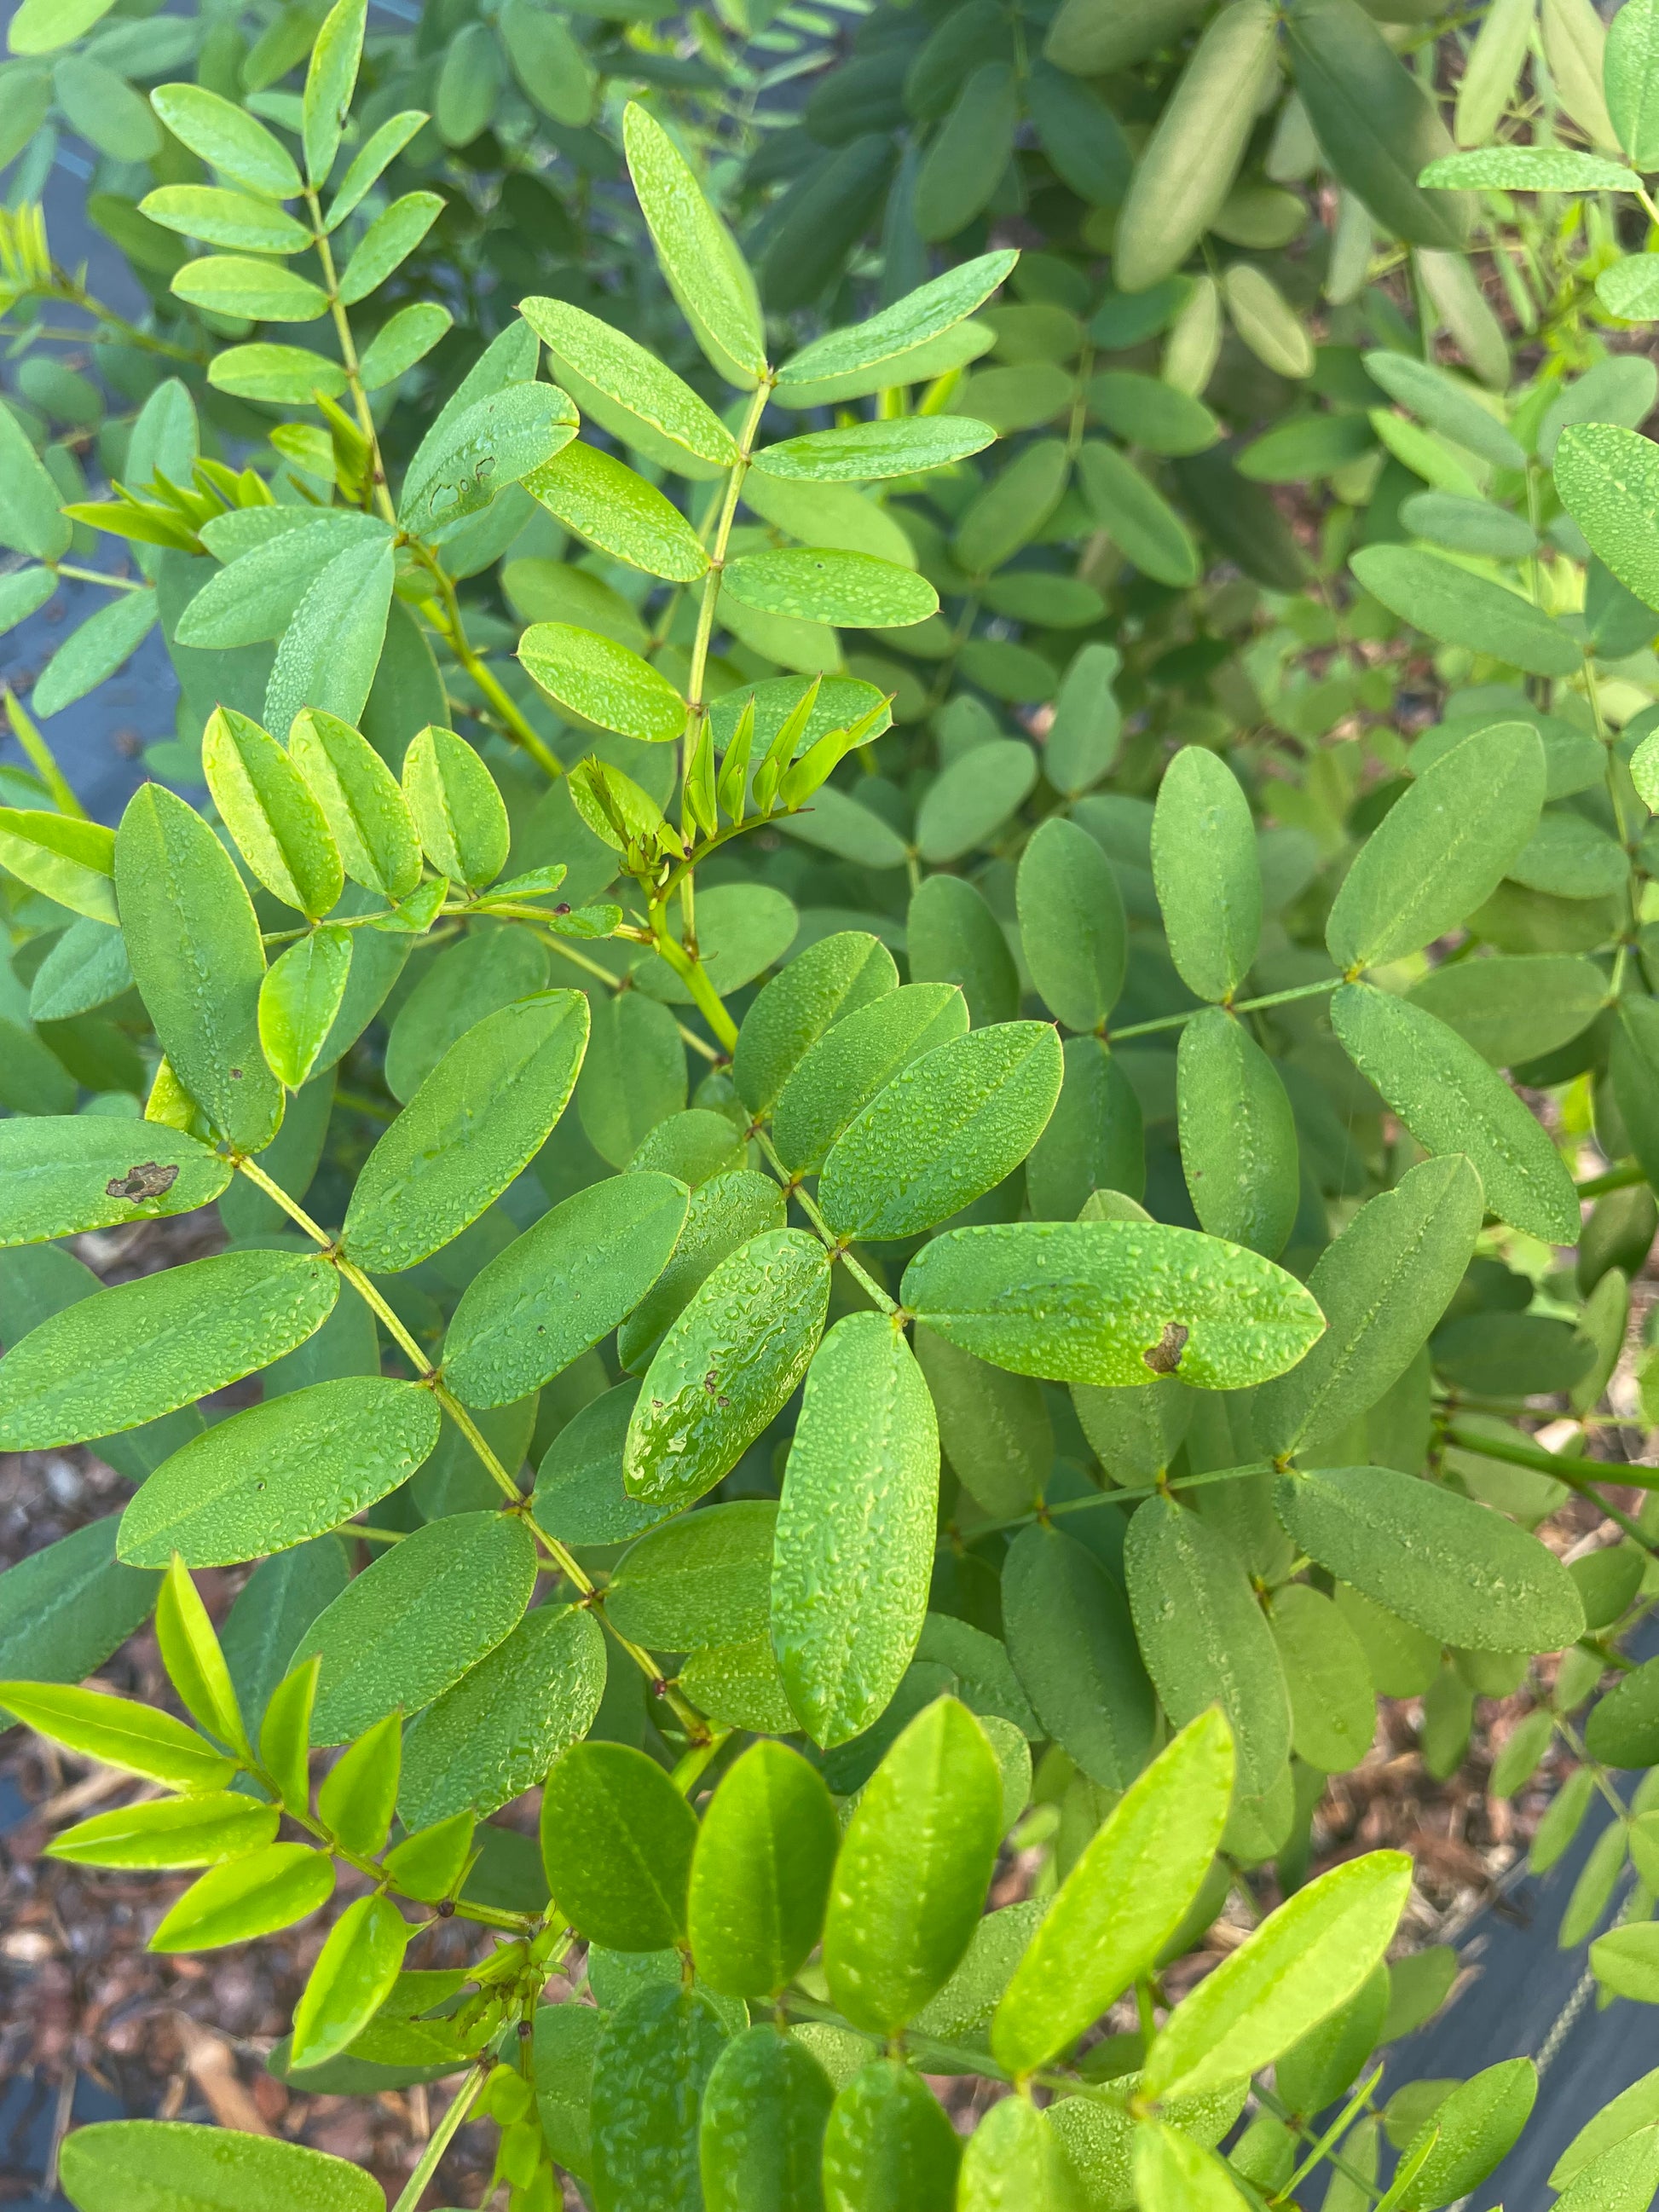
[1142,1851,1412,2099]
[33,589,159,718]
[171,254,327,320]
[540,1740,697,1949]
[732,929,899,1113]
[1021,809,1124,1031]
[303,0,366,186]
[592,1984,731,2211]
[150,1840,336,1950]
[0,808,117,923]
[688,1741,840,1998]
[519,295,737,479]
[1003,1523,1154,1788]
[1275,1464,1586,1653]
[9,0,118,52]
[993,1708,1234,2076]
[1176,1011,1298,1258]
[525,441,709,582]
[205,705,344,917]
[1555,422,1659,610]
[0,396,72,562]
[818,1020,1063,1241]
[916,739,1040,863]
[343,990,589,1273]
[520,621,688,742]
[823,1697,1003,2034]
[1254,1156,1483,1458]
[700,2024,836,2212]
[293,1510,537,1743]
[1076,442,1199,587]
[118,1377,440,1568]
[338,190,441,305]
[1349,545,1581,675]
[1125,1497,1292,1796]
[0,1248,336,1453]
[398,382,579,539]
[772,984,969,1173]
[287,707,422,901]
[754,416,997,484]
[605,1500,777,1648]
[290,1892,408,2067]
[207,343,350,404]
[1331,983,1580,1243]
[263,535,394,740]
[1150,745,1261,1002]
[358,300,453,390]
[47,1790,278,1869]
[0,1118,228,1245]
[0,1681,232,1791]
[821,2059,961,2212]
[139,183,311,251]
[901,1219,1326,1389]
[1327,722,1546,969]
[402,725,509,888]
[624,1227,830,1508]
[59,2122,380,2212]
[1419,145,1635,188]
[622,101,766,389]
[1134,2122,1249,2210]
[180,517,389,650]
[959,2095,1086,2210]
[444,1172,686,1408]
[150,82,303,197]
[400,1602,605,1827]
[325,109,431,229]
[774,250,1016,407]
[724,547,939,628]
[772,1313,940,1747]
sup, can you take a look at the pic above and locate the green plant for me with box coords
[7,0,1659,2203]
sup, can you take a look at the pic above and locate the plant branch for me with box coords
[1107,977,1338,1043]
[305,187,396,528]
[228,1156,712,1736]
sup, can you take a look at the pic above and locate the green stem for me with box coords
[47,273,205,362]
[53,563,147,592]
[1107,977,1338,1042]
[1252,2086,1385,2205]
[1578,1161,1646,1197]
[390,2061,488,2212]
[1269,2065,1384,2205]
[535,928,720,1063]
[229,1156,713,1739]
[749,1124,899,1314]
[646,902,740,1054]
[1443,1421,1659,1553]
[417,565,564,778]
[305,187,396,528]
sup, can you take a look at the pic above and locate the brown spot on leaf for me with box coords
[703,1371,720,1393]
[105,1161,179,1202]
[1143,1322,1188,1375]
